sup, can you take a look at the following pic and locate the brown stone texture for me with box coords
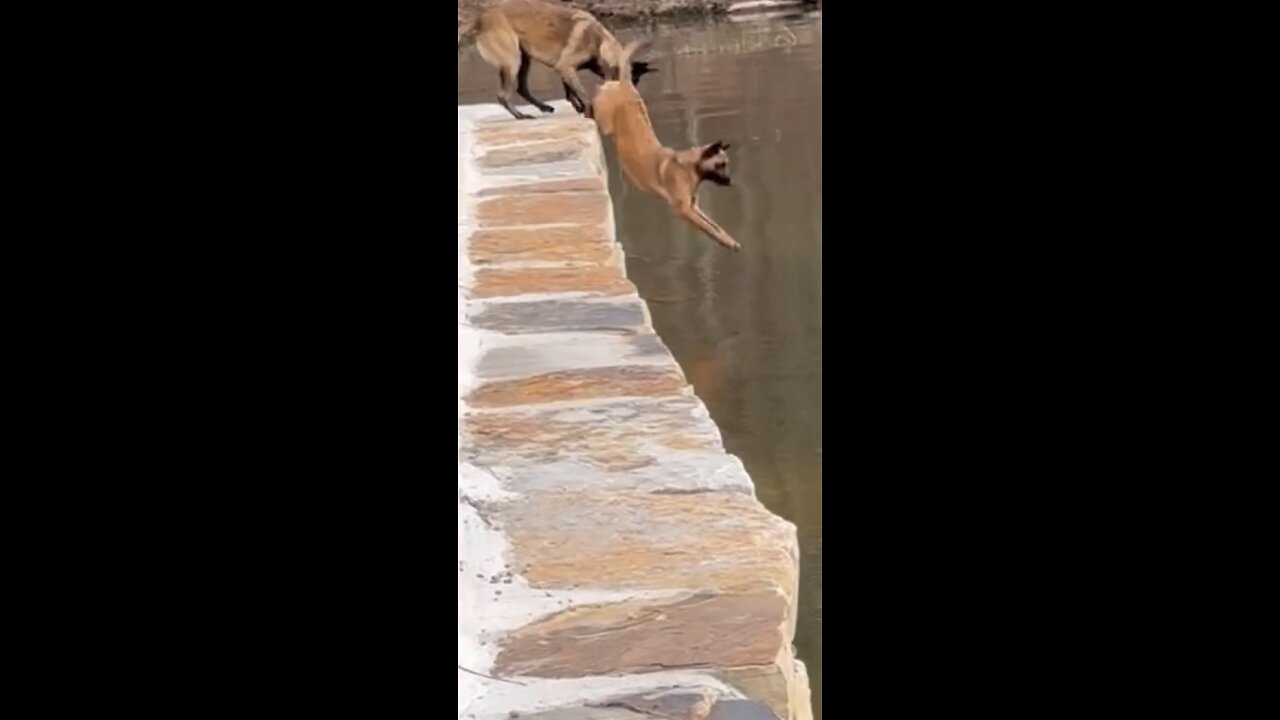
[474,120,594,148]
[480,139,594,169]
[476,191,609,228]
[468,366,687,408]
[495,590,786,677]
[469,225,615,266]
[473,264,634,299]
[465,397,720,471]
[494,490,797,594]
[478,176,606,197]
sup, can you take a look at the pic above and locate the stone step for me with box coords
[462,396,754,494]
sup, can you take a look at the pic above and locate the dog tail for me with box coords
[471,11,520,68]
[617,38,652,83]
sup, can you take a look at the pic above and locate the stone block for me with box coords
[469,299,649,334]
[462,397,755,493]
[477,176,606,197]
[479,139,593,170]
[475,334,671,381]
[473,265,635,299]
[476,192,610,228]
[492,490,797,594]
[469,226,615,266]
[467,366,687,408]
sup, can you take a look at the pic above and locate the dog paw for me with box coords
[538,105,555,114]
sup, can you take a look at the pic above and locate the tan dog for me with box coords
[461,0,655,120]
[589,40,741,251]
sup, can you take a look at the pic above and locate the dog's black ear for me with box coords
[701,141,729,158]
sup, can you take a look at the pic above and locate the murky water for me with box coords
[459,12,822,717]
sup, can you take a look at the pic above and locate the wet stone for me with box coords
[469,226,615,266]
[469,299,648,334]
[597,688,717,719]
[467,366,687,408]
[476,158,598,179]
[707,700,781,720]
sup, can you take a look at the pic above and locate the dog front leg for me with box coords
[555,64,593,116]
[675,200,741,251]
[563,82,586,113]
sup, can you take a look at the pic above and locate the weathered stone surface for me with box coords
[476,157,598,179]
[468,366,687,408]
[494,591,787,677]
[479,708,649,720]
[477,192,609,228]
[469,226,615,266]
[474,120,594,148]
[477,176,606,197]
[715,662,797,720]
[479,139,592,169]
[708,700,781,720]
[496,490,797,592]
[473,265,634,299]
[469,299,648,334]
[476,334,670,380]
[597,688,717,718]
[463,397,755,493]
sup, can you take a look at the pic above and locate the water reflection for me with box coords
[460,13,822,718]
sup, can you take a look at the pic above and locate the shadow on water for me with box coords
[459,13,822,718]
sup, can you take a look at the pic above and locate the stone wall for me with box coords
[458,100,813,720]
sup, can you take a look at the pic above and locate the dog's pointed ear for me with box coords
[700,141,729,159]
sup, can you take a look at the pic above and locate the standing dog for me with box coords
[460,0,655,120]
[589,40,741,251]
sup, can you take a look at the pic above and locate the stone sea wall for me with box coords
[458,100,813,719]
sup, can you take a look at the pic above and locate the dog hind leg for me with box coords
[475,16,531,120]
[516,50,555,114]
[497,65,533,120]
[554,61,593,116]
[563,81,586,113]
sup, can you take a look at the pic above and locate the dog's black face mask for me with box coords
[699,141,732,187]
[580,58,657,86]
[629,61,654,84]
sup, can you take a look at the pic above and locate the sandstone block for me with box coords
[469,299,649,334]
[469,226,615,266]
[493,490,797,594]
[467,366,687,408]
[475,334,670,381]
[473,264,634,299]
[462,397,755,493]
[477,176,606,197]
[476,192,609,228]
